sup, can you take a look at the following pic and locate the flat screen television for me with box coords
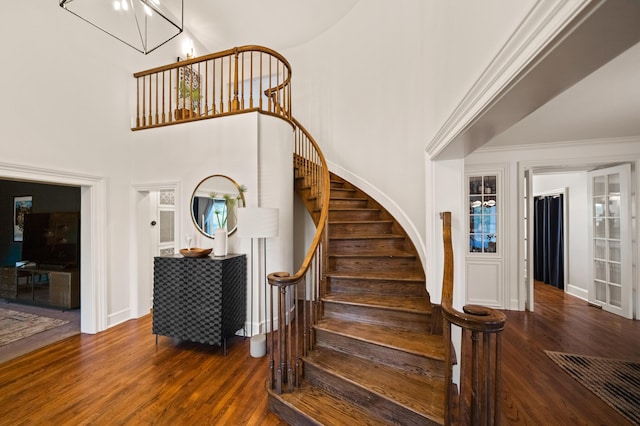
[22,212,80,268]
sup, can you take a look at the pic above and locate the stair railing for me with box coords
[132,45,292,130]
[440,212,506,425]
[267,118,330,394]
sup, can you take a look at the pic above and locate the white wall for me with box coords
[130,113,294,334]
[533,172,589,299]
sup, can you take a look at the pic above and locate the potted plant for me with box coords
[210,184,247,256]
[175,79,202,120]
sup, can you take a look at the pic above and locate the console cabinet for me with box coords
[153,254,247,351]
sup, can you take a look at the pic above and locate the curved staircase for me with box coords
[268,171,446,425]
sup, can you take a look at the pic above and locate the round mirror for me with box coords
[191,175,246,238]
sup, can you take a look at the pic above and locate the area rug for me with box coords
[0,308,69,346]
[546,351,640,425]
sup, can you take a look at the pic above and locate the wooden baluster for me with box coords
[212,59,217,115]
[240,51,245,110]
[147,75,153,126]
[268,56,272,112]
[154,73,159,125]
[294,281,300,387]
[269,278,275,390]
[169,69,173,122]
[232,49,240,111]
[259,52,263,110]
[141,76,146,127]
[135,78,140,128]
[219,58,224,113]
[161,71,166,124]
[204,60,208,116]
[494,334,502,425]
[286,286,293,392]
[197,61,202,117]
[249,52,254,108]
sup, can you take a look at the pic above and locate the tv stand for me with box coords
[0,265,79,309]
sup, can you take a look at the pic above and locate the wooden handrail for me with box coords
[266,117,330,394]
[440,211,506,425]
[132,45,292,129]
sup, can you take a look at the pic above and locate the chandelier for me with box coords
[59,0,183,55]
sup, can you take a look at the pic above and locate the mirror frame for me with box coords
[190,174,246,239]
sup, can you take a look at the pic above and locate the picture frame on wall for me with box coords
[13,196,32,242]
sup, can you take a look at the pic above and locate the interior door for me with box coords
[587,164,632,319]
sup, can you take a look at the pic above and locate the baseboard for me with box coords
[566,284,588,301]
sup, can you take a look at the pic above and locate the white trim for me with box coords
[426,0,591,158]
[477,136,640,154]
[327,161,427,274]
[0,161,107,334]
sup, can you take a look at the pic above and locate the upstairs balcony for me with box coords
[132,46,292,130]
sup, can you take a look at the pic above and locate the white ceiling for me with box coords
[484,40,640,148]
[184,0,359,51]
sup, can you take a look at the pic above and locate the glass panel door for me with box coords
[588,164,631,319]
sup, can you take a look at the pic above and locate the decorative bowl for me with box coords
[179,248,212,258]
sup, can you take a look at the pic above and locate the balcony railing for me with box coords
[132,45,292,130]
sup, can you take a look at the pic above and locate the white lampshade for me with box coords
[237,208,279,238]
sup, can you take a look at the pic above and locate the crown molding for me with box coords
[426,0,595,159]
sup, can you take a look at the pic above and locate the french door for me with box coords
[588,164,632,319]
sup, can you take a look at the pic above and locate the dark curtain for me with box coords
[534,195,564,289]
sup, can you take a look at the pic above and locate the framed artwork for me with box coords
[13,196,33,242]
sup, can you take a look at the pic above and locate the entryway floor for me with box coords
[0,299,80,364]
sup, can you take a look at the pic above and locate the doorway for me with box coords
[523,162,635,320]
[533,192,565,290]
[0,162,107,334]
[133,183,179,318]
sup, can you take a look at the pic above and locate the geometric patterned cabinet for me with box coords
[152,254,246,353]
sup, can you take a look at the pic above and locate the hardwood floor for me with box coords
[0,282,638,425]
[501,281,640,425]
[0,314,286,425]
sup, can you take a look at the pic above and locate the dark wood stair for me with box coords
[269,170,446,425]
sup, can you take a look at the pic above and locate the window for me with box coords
[469,175,497,253]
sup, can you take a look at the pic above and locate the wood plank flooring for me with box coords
[0,282,638,425]
[501,281,640,425]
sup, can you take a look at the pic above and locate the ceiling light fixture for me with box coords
[59,0,183,55]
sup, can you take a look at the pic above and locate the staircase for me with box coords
[268,171,446,425]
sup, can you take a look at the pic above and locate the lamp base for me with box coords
[250,334,266,358]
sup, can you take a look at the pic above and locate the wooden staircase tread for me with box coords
[325,270,425,281]
[329,234,404,240]
[268,382,390,426]
[316,318,446,361]
[329,207,380,211]
[322,293,431,313]
[329,219,393,224]
[328,252,415,258]
[305,348,446,423]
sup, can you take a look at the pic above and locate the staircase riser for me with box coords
[331,189,357,198]
[304,362,438,426]
[323,302,430,332]
[315,329,445,378]
[330,199,368,208]
[326,277,425,297]
[329,237,405,253]
[268,397,321,426]
[327,256,418,273]
[329,209,381,221]
[329,222,393,236]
